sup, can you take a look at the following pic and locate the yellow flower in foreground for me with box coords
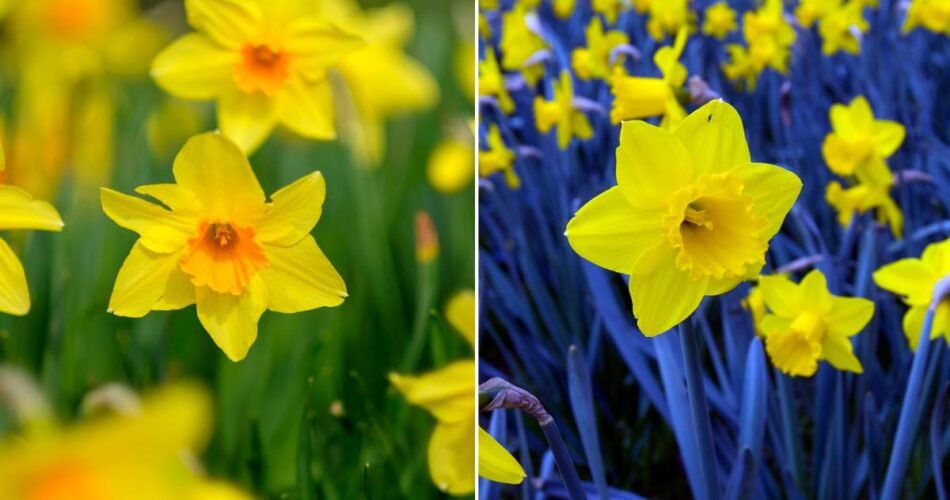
[647,0,692,41]
[479,48,515,114]
[479,427,527,485]
[818,1,869,55]
[702,2,738,39]
[0,185,64,315]
[534,71,593,149]
[479,125,519,188]
[759,270,873,377]
[610,28,688,127]
[821,96,905,185]
[101,133,346,361]
[500,2,547,86]
[826,180,903,237]
[0,385,250,500]
[151,0,362,153]
[874,237,950,350]
[572,17,629,81]
[796,0,839,28]
[566,100,802,335]
[903,0,950,35]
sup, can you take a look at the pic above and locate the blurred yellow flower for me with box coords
[818,1,869,55]
[826,180,903,237]
[722,44,760,90]
[0,384,250,500]
[647,0,692,41]
[534,71,593,149]
[101,133,346,361]
[565,100,801,335]
[500,2,547,86]
[903,0,950,35]
[151,0,363,153]
[702,2,737,39]
[759,270,873,377]
[742,282,767,336]
[0,185,64,316]
[730,0,796,79]
[610,28,688,127]
[479,48,515,114]
[594,0,626,23]
[554,0,575,18]
[874,237,950,350]
[428,137,474,194]
[796,0,838,28]
[479,124,519,189]
[572,17,629,81]
[415,211,440,263]
[821,96,904,185]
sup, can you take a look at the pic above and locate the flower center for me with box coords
[234,44,291,96]
[180,221,268,296]
[766,311,826,376]
[28,462,107,500]
[46,0,100,38]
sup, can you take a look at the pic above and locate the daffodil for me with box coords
[610,28,688,127]
[0,384,250,500]
[565,100,802,335]
[479,48,515,114]
[902,0,950,35]
[818,1,869,55]
[320,0,439,167]
[758,270,873,377]
[427,137,474,194]
[821,96,905,185]
[594,0,626,23]
[479,124,519,189]
[874,237,950,350]
[534,71,593,149]
[742,0,797,74]
[742,282,767,336]
[702,2,738,39]
[500,2,547,86]
[722,44,760,90]
[151,0,363,153]
[554,0,575,18]
[795,0,839,28]
[572,17,629,81]
[101,133,347,361]
[646,0,692,41]
[0,185,64,316]
[479,427,528,485]
[826,180,903,237]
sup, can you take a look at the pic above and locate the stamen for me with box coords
[683,205,714,229]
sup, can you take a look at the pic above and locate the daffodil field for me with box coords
[478,0,949,499]
[0,0,476,498]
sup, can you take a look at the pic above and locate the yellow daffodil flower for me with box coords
[572,17,630,81]
[320,0,439,167]
[903,0,950,35]
[647,0,692,41]
[758,270,873,377]
[479,427,528,485]
[500,2,547,86]
[742,0,797,74]
[0,185,64,316]
[101,133,347,361]
[480,48,516,114]
[702,2,738,39]
[722,44,760,90]
[610,28,688,127]
[554,0,575,18]
[796,0,839,28]
[594,0,626,23]
[826,180,903,237]
[742,282,767,336]
[479,125,519,189]
[566,100,802,335]
[874,238,950,350]
[821,96,905,185]
[0,384,251,500]
[428,136,475,194]
[151,0,363,153]
[534,72,593,149]
[818,1,869,55]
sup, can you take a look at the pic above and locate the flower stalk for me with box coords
[679,317,722,500]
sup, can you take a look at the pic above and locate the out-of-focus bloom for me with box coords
[565,100,802,335]
[151,0,363,153]
[101,133,346,361]
[479,125,519,188]
[479,427,527,485]
[146,98,206,161]
[743,282,767,336]
[647,0,692,41]
[826,181,903,237]
[500,2,547,86]
[428,137,474,194]
[818,1,869,55]
[321,0,439,167]
[0,185,64,316]
[572,17,629,80]
[796,0,838,28]
[0,384,251,500]
[594,0,627,23]
[554,0,575,18]
[874,238,950,350]
[903,0,950,35]
[534,71,593,149]
[758,270,873,376]
[479,48,515,114]
[821,96,904,185]
[702,2,738,39]
[415,211,440,263]
[724,0,796,86]
[610,28,688,127]
[722,44,760,90]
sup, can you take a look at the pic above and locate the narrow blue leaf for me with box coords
[567,345,609,500]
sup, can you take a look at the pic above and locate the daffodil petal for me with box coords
[134,184,201,212]
[153,267,197,311]
[616,121,693,210]
[195,275,267,361]
[185,0,263,49]
[800,269,833,312]
[734,162,802,239]
[172,133,266,218]
[826,296,874,337]
[873,258,936,306]
[446,290,475,348]
[821,134,857,176]
[276,78,336,141]
[389,360,474,423]
[150,34,237,100]
[901,306,927,351]
[847,96,874,131]
[259,236,346,313]
[284,19,364,80]
[759,274,801,317]
[108,243,186,318]
[629,245,708,336]
[100,188,193,253]
[256,172,326,246]
[821,334,863,373]
[759,314,791,335]
[672,99,751,176]
[829,102,857,136]
[217,90,278,154]
[478,427,526,485]
[0,185,63,232]
[0,238,30,315]
[428,419,475,495]
[872,120,905,158]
